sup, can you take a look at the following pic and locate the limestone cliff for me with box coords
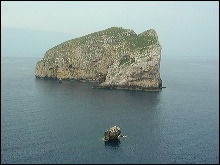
[35,27,162,91]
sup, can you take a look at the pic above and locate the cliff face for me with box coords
[35,27,162,91]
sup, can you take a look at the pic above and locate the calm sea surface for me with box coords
[1,56,219,164]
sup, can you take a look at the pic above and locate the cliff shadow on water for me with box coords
[105,139,121,147]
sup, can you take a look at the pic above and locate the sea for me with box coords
[1,55,219,164]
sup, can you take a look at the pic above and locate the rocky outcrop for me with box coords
[104,126,121,141]
[35,27,162,91]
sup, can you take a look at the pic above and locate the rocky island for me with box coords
[104,126,121,141]
[35,27,162,91]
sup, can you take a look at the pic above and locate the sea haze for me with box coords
[1,55,219,164]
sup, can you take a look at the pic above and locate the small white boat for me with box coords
[58,78,62,83]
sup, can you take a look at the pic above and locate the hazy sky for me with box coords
[1,1,219,57]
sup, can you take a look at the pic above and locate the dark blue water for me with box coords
[1,56,219,164]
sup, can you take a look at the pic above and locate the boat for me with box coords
[58,78,62,83]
